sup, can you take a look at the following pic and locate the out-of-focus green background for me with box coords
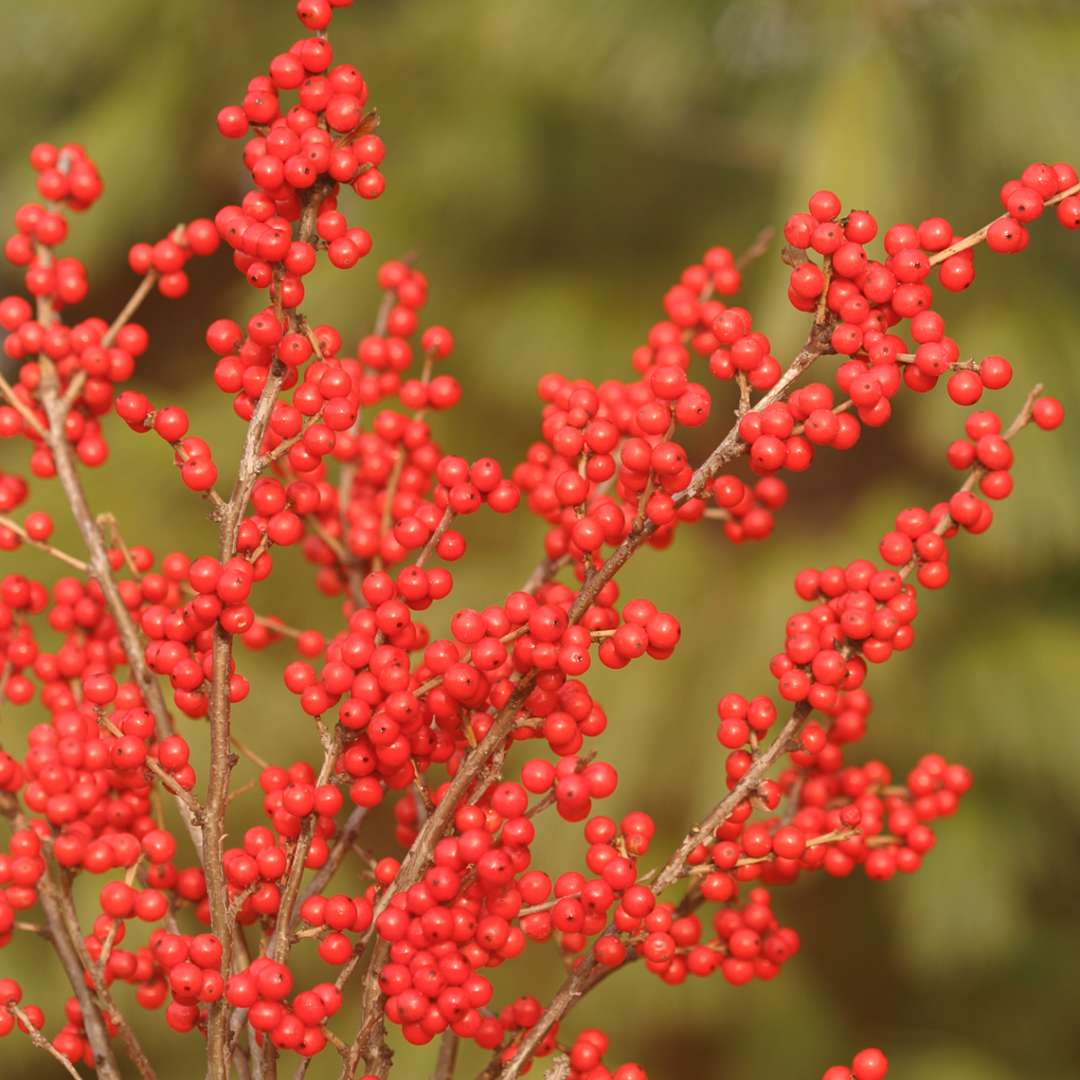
[2,1,1079,1077]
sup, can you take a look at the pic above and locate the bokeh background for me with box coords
[3,1,1080,1077]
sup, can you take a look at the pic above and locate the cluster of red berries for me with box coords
[0,469,29,516]
[366,769,624,1051]
[0,301,150,470]
[24,143,103,211]
[127,219,221,299]
[0,0,1072,1076]
[0,165,225,483]
[548,1029,646,1080]
[702,402,1054,894]
[944,398,1063,491]
[822,1046,889,1080]
[115,392,223,491]
[217,39,382,195]
[0,829,44,942]
[139,550,257,714]
[332,431,518,574]
[5,198,90,307]
[513,358,713,564]
[0,978,58,1055]
[221,960,342,1054]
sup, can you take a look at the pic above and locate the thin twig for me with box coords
[928,180,1080,266]
[268,720,340,962]
[0,515,88,571]
[0,372,48,439]
[734,225,775,270]
[33,860,125,1080]
[6,1003,83,1080]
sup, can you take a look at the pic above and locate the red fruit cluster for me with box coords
[822,1046,889,1080]
[0,1,1072,1078]
[128,219,220,299]
[221,961,341,1054]
[0,977,55,1056]
[554,1029,646,1080]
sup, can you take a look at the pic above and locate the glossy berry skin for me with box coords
[851,1047,889,1079]
[1032,395,1064,430]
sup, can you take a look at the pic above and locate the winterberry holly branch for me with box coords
[0,3,1073,1080]
[492,383,1050,1080]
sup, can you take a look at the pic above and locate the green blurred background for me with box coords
[2,1,1079,1077]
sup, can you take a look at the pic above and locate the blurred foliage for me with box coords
[2,0,1079,1076]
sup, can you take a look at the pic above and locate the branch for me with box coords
[6,1004,83,1080]
[103,263,164,346]
[268,720,340,962]
[337,269,403,537]
[542,1056,571,1080]
[93,857,144,986]
[0,371,48,440]
[204,179,333,1080]
[35,864,125,1080]
[928,180,1080,265]
[294,803,371,928]
[100,714,205,821]
[343,313,838,1075]
[0,515,88,571]
[47,863,157,1080]
[34,362,204,861]
[735,226,775,270]
[495,701,811,1080]
[494,383,1048,1080]
[430,1032,460,1080]
[416,507,454,569]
